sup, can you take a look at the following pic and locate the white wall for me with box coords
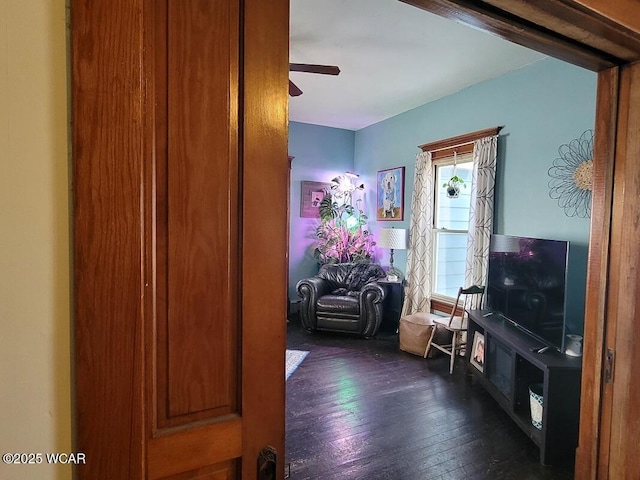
[0,1,72,479]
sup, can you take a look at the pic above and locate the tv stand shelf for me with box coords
[466,309,582,466]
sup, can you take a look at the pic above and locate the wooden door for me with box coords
[72,0,289,478]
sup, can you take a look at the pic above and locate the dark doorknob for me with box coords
[257,445,277,480]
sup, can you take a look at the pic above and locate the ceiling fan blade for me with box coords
[289,63,340,76]
[289,80,303,97]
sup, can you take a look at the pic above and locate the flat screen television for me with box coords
[485,234,569,352]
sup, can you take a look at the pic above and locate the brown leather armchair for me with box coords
[296,263,387,337]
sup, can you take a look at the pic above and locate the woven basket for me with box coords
[399,313,451,358]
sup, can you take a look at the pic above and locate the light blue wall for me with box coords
[353,57,597,335]
[288,122,355,299]
[288,58,596,335]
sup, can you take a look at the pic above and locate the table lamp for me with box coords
[378,228,407,281]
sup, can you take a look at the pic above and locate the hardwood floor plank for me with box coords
[286,319,574,479]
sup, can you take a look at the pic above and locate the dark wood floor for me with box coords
[285,318,575,480]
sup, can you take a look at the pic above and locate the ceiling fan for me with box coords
[289,63,340,97]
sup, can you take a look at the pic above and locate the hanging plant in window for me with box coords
[443,151,466,198]
[548,129,594,218]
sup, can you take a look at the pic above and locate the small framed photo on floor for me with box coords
[470,331,485,372]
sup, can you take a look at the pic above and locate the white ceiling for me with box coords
[289,0,546,131]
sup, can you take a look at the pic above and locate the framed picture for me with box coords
[300,181,331,218]
[470,331,485,373]
[376,166,405,221]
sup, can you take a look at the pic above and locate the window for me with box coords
[413,127,500,312]
[432,153,473,300]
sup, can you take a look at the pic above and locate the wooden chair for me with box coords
[423,285,485,374]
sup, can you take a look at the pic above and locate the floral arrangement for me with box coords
[313,175,375,264]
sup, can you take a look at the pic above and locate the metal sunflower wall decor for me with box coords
[548,129,594,218]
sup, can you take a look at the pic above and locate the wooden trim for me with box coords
[600,61,640,480]
[482,0,640,63]
[430,143,474,161]
[431,298,463,317]
[241,0,289,475]
[143,0,160,442]
[418,126,503,153]
[574,66,619,480]
[571,0,640,35]
[72,0,146,477]
[147,419,242,480]
[400,0,621,71]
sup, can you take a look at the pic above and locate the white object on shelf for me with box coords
[529,383,544,430]
[565,334,583,357]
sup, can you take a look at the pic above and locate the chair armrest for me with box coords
[359,282,386,337]
[296,277,332,330]
[360,281,385,303]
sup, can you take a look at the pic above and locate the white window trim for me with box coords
[431,153,474,302]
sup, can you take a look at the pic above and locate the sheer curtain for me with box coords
[464,135,498,288]
[401,150,433,316]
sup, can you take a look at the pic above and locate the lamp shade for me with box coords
[378,228,407,250]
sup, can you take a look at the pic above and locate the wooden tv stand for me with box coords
[466,309,582,465]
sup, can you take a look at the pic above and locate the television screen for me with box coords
[486,234,569,351]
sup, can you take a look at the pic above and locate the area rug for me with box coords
[286,349,309,380]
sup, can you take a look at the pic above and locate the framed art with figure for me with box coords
[300,181,331,218]
[471,331,485,372]
[376,167,404,221]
